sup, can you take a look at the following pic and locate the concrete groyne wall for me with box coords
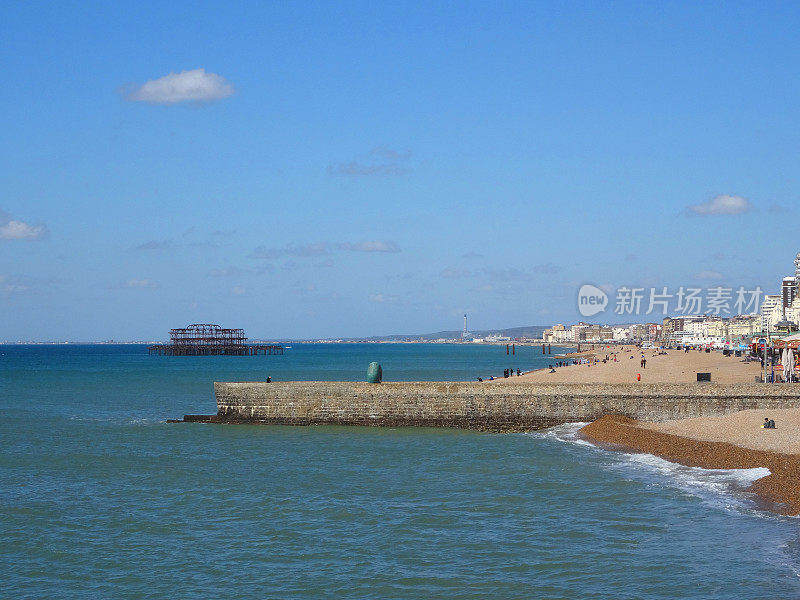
[207,382,800,431]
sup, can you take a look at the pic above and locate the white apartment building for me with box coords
[665,330,725,346]
[683,319,710,337]
[761,294,782,331]
[728,314,761,338]
[542,324,573,344]
[612,326,630,341]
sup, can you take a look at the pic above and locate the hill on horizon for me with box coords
[309,325,550,342]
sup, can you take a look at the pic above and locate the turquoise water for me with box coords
[2,344,800,599]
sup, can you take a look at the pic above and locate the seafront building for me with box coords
[757,252,800,334]
[762,295,783,330]
[545,313,762,348]
[544,250,800,347]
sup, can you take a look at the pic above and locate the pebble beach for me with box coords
[580,414,800,514]
[493,344,800,514]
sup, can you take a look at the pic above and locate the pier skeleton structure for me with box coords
[148,323,283,356]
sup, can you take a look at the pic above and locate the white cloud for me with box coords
[695,270,724,280]
[231,286,246,296]
[0,217,45,240]
[532,263,559,274]
[337,241,400,253]
[370,146,411,161]
[210,267,247,277]
[125,279,157,288]
[440,267,476,279]
[328,162,408,176]
[369,293,399,303]
[687,195,751,216]
[0,275,27,294]
[125,68,234,104]
[328,147,411,177]
[250,242,332,259]
[251,240,400,259]
[134,239,171,250]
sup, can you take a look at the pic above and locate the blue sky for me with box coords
[2,1,800,340]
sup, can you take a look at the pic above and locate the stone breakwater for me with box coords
[200,382,800,432]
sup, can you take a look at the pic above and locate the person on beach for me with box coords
[642,358,646,369]
[266,376,271,383]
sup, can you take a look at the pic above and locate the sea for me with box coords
[2,343,800,599]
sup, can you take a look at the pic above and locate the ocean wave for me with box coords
[533,422,772,515]
[532,421,594,446]
[621,451,770,493]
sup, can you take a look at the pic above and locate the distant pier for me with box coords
[148,323,283,357]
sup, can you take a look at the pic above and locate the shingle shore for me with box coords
[580,415,800,515]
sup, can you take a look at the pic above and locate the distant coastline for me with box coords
[0,339,581,348]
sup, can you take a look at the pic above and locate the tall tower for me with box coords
[795,252,800,279]
[461,314,470,340]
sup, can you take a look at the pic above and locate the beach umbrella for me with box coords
[780,348,786,380]
[783,348,791,381]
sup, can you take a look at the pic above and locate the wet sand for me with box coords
[580,414,800,514]
[495,345,762,384]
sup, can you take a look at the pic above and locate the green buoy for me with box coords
[366,362,382,383]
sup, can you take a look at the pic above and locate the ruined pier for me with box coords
[148,323,283,356]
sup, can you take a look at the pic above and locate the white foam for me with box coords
[610,452,773,514]
[529,421,593,445]
[622,451,770,492]
[533,422,772,513]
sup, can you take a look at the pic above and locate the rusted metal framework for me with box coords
[148,323,283,356]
